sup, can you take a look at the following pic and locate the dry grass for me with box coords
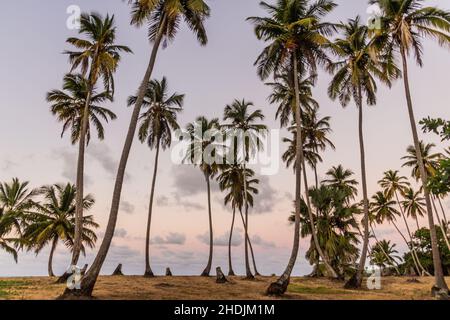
[0,276,447,300]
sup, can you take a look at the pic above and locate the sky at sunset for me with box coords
[0,0,449,277]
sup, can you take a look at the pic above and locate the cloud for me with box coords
[197,228,243,247]
[55,149,92,186]
[171,165,219,196]
[251,234,276,248]
[156,195,169,207]
[251,176,278,213]
[120,200,135,214]
[155,193,205,212]
[98,228,128,239]
[1,158,17,171]
[151,232,186,245]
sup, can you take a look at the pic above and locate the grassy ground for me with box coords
[0,276,446,300]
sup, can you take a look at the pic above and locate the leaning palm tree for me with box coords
[370,0,450,294]
[0,179,37,262]
[249,0,338,294]
[328,17,400,288]
[378,170,428,276]
[402,187,426,231]
[217,164,259,276]
[22,184,98,277]
[48,74,116,145]
[222,99,267,279]
[185,117,221,276]
[128,77,184,277]
[63,12,131,269]
[67,0,210,297]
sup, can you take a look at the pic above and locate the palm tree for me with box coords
[63,12,131,269]
[402,187,426,231]
[371,0,450,293]
[48,74,116,145]
[328,17,400,288]
[217,164,259,276]
[22,184,98,277]
[322,165,358,202]
[0,179,36,262]
[185,117,221,276]
[128,77,184,277]
[249,0,338,294]
[69,0,210,297]
[379,170,428,275]
[370,190,421,275]
[370,240,401,274]
[222,99,267,279]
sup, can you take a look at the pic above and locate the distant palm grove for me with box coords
[1,0,450,300]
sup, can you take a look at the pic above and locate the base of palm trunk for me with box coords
[144,270,155,278]
[57,286,94,300]
[201,269,210,277]
[266,278,289,296]
[254,272,262,277]
[244,273,255,280]
[432,286,450,300]
[228,270,235,276]
[112,264,124,276]
[344,274,361,289]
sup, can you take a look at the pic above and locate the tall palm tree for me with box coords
[222,99,267,279]
[185,117,221,276]
[217,164,259,276]
[128,77,184,277]
[63,12,131,269]
[48,74,116,145]
[328,17,400,288]
[69,0,210,297]
[22,184,98,277]
[0,179,36,262]
[249,0,338,294]
[370,0,450,293]
[379,170,428,275]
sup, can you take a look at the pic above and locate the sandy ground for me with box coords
[0,276,447,300]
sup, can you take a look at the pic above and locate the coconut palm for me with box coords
[222,99,267,279]
[63,12,131,270]
[48,74,116,145]
[379,170,428,275]
[70,0,210,297]
[249,0,339,294]
[0,179,37,262]
[217,164,259,276]
[328,17,400,288]
[370,240,401,274]
[402,187,426,231]
[185,117,221,276]
[128,77,184,277]
[322,165,358,201]
[22,184,98,277]
[370,0,450,293]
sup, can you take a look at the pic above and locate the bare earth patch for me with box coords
[0,276,447,300]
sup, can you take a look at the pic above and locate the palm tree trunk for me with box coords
[266,53,303,295]
[415,217,421,232]
[61,15,168,298]
[228,208,236,276]
[370,225,400,275]
[201,173,213,277]
[395,191,429,276]
[314,165,319,189]
[241,154,254,280]
[144,142,161,277]
[431,196,450,251]
[48,237,58,277]
[390,219,422,275]
[238,209,260,276]
[437,197,448,225]
[347,85,370,289]
[400,45,448,292]
[71,89,93,267]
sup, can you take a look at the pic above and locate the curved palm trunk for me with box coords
[228,208,236,276]
[437,197,448,225]
[144,142,161,277]
[241,159,254,280]
[238,209,260,276]
[48,237,58,277]
[201,172,214,276]
[71,89,93,267]
[346,86,370,289]
[395,191,428,276]
[400,45,448,293]
[61,16,168,298]
[370,225,400,275]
